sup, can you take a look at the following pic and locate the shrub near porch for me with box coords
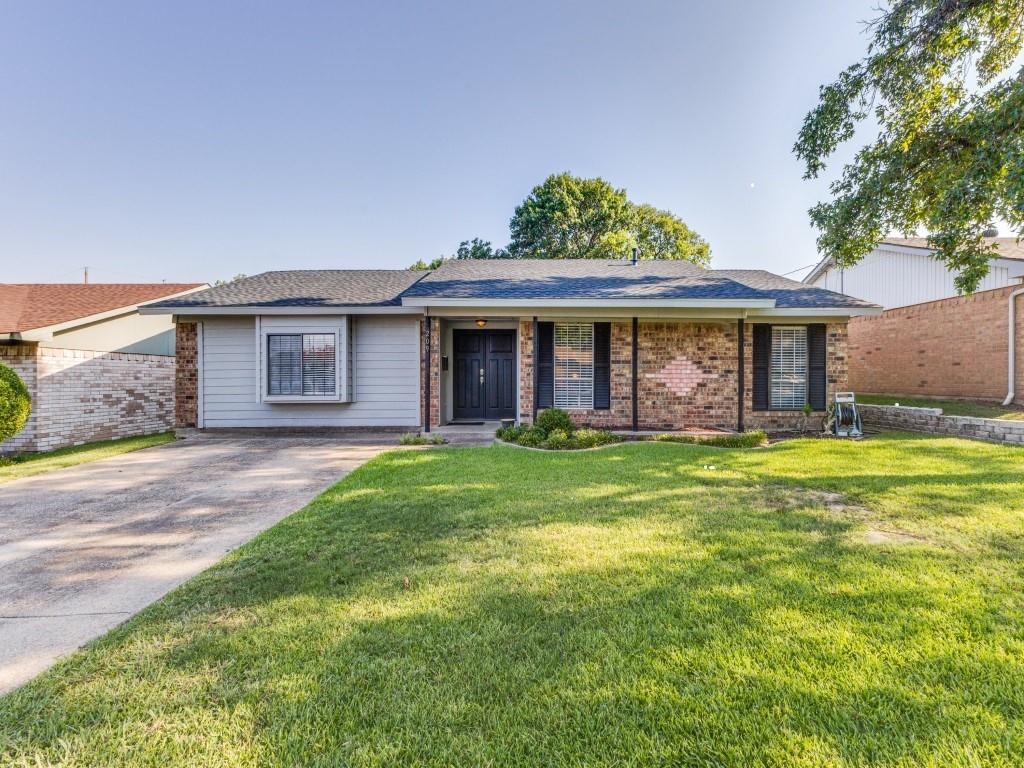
[1,434,1022,766]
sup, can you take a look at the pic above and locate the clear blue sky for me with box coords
[1,1,881,284]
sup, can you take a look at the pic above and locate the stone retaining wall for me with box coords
[859,403,1024,445]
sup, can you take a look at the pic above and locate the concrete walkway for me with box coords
[0,435,393,694]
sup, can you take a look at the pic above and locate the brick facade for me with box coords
[420,317,441,428]
[515,319,849,433]
[743,322,849,432]
[848,285,1024,404]
[0,344,175,454]
[175,322,199,428]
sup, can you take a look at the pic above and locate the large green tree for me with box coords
[409,173,709,269]
[795,0,1024,293]
[506,173,710,265]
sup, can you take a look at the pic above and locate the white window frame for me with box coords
[553,322,594,410]
[770,326,808,410]
[258,319,347,403]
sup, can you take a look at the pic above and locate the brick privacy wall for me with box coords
[848,285,1024,404]
[859,403,1024,445]
[0,346,39,453]
[1,346,174,453]
[743,322,849,432]
[175,322,198,428]
[420,318,440,428]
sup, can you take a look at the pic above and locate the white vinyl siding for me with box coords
[554,322,594,410]
[201,315,419,427]
[770,327,807,410]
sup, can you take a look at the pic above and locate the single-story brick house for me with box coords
[143,260,880,433]
[1,282,206,452]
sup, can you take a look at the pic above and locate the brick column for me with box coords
[519,320,534,423]
[420,318,440,429]
[175,322,198,428]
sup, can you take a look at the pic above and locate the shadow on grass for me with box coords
[2,435,1023,766]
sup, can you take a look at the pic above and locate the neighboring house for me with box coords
[803,238,1024,405]
[804,237,1024,310]
[0,283,206,453]
[143,260,878,434]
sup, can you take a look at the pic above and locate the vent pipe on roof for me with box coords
[631,247,639,266]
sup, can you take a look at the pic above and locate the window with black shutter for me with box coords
[752,324,771,410]
[807,324,827,410]
[536,322,554,409]
[593,322,611,410]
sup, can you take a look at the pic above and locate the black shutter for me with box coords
[752,324,771,411]
[536,321,554,409]
[807,324,827,410]
[593,322,611,409]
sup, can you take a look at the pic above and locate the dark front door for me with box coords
[453,330,515,420]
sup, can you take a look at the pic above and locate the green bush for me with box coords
[535,408,575,435]
[0,363,31,442]
[495,425,524,442]
[497,422,622,450]
[541,428,573,450]
[516,426,547,448]
[652,431,767,448]
[572,427,621,448]
[399,432,446,446]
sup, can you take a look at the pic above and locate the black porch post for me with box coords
[532,316,539,421]
[631,317,639,432]
[737,319,745,433]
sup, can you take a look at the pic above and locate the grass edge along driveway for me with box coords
[1,433,1022,767]
[0,433,175,483]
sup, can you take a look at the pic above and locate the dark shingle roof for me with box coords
[148,270,426,308]
[713,269,878,309]
[147,261,880,311]
[403,259,765,301]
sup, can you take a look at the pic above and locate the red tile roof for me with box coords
[0,283,205,333]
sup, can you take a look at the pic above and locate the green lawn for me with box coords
[857,393,1024,421]
[2,434,1023,767]
[0,432,175,483]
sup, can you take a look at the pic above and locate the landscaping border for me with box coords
[859,404,1024,446]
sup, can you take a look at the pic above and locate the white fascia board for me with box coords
[139,305,423,316]
[401,297,776,309]
[747,306,883,318]
[802,257,833,284]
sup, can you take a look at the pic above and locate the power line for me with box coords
[780,262,820,277]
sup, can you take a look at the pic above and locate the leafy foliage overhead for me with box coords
[409,174,709,269]
[795,0,1024,293]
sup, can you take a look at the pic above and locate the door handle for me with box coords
[479,368,485,384]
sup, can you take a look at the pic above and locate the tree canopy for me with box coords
[795,0,1024,293]
[506,174,710,265]
[409,173,709,269]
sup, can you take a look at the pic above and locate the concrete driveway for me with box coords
[0,435,393,694]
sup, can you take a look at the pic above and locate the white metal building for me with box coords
[804,237,1024,309]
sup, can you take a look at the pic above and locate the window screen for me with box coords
[770,327,807,409]
[268,333,336,396]
[554,322,594,409]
